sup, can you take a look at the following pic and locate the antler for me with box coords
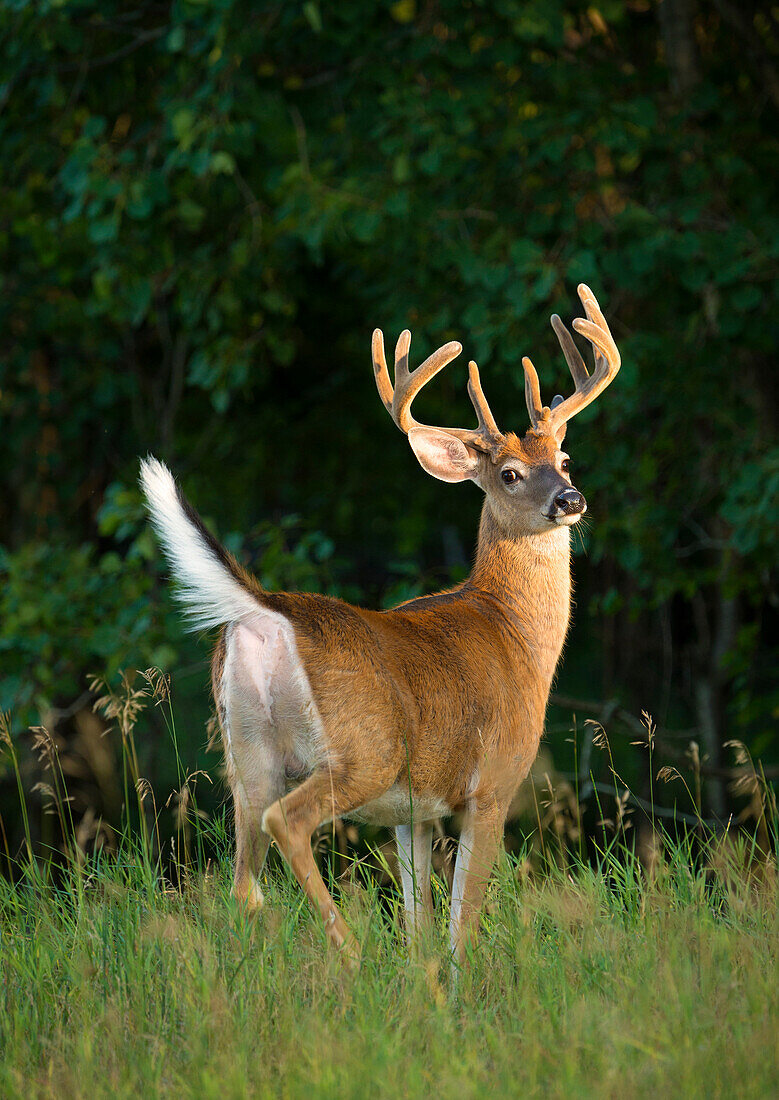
[522,284,621,441]
[372,329,505,457]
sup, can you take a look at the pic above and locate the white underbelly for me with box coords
[346,785,452,827]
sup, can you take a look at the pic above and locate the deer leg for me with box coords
[231,768,284,911]
[395,822,434,935]
[449,801,508,967]
[261,764,397,964]
[222,650,285,911]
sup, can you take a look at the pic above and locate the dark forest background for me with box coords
[1,0,777,861]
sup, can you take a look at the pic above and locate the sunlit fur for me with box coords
[142,285,619,970]
[477,430,581,534]
[141,419,588,969]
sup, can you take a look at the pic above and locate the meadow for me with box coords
[2,4,777,1096]
[1,687,777,1100]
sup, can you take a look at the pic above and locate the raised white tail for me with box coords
[139,456,260,631]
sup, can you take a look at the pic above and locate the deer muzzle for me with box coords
[546,488,587,521]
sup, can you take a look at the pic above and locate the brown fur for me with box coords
[195,287,620,967]
[208,428,576,966]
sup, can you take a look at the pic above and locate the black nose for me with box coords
[554,488,586,515]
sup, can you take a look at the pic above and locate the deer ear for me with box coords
[407,427,480,483]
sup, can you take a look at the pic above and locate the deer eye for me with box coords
[501,469,519,485]
[561,459,570,473]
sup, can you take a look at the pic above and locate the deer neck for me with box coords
[469,502,572,683]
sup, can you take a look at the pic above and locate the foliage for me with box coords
[1,1,777,811]
[0,538,174,723]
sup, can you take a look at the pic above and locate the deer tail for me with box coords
[139,456,263,631]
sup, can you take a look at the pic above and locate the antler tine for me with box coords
[571,284,620,380]
[372,329,505,456]
[372,329,395,415]
[550,314,589,388]
[392,329,412,384]
[540,284,621,439]
[464,360,503,449]
[393,335,463,434]
[522,355,545,431]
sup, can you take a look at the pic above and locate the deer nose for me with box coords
[553,488,586,515]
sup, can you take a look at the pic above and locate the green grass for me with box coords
[1,832,777,1100]
[1,683,777,1098]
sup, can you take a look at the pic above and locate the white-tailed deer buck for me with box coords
[140,283,620,968]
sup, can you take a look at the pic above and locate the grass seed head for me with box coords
[724,739,750,767]
[140,667,172,705]
[0,710,13,749]
[30,725,59,766]
[657,766,681,783]
[587,721,609,750]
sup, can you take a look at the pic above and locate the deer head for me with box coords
[372,284,621,535]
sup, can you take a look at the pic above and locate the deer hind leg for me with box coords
[222,702,285,912]
[230,764,284,911]
[449,798,509,968]
[221,618,297,911]
[395,822,434,936]
[262,761,398,965]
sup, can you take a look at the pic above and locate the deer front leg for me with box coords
[395,822,434,935]
[449,800,508,968]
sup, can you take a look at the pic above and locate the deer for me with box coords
[139,283,620,970]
